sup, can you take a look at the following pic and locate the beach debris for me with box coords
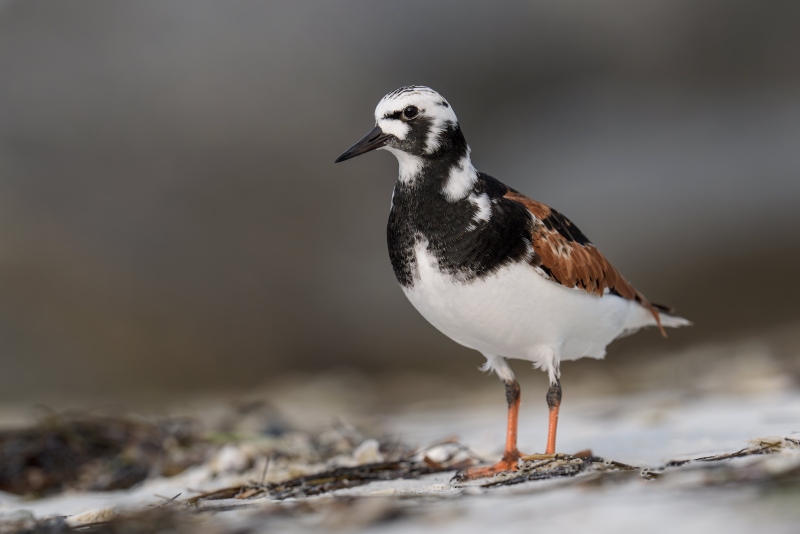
[452,453,638,487]
[2,401,799,534]
[351,438,384,464]
[0,510,70,534]
[187,458,459,503]
[0,412,209,496]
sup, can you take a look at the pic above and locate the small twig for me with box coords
[260,456,271,485]
[74,520,115,530]
[157,493,182,507]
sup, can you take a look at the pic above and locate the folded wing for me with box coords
[503,189,667,336]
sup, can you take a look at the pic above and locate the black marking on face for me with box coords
[385,107,421,122]
[439,101,449,108]
[383,115,464,159]
[397,115,434,154]
[541,210,592,246]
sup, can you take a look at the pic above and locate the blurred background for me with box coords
[1,0,799,404]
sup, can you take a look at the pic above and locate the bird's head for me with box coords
[335,86,466,167]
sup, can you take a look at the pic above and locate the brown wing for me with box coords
[504,189,666,336]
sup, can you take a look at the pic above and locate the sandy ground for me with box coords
[1,329,799,533]
[1,389,799,533]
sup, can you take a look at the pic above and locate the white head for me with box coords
[335,86,468,165]
[373,86,459,154]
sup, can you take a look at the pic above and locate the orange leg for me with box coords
[545,380,562,455]
[457,380,522,480]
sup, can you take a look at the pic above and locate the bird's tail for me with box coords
[653,302,692,331]
[659,312,692,329]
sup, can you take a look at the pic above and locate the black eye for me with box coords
[403,106,419,119]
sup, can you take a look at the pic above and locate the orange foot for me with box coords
[452,451,522,482]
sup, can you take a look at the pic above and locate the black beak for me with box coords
[335,125,392,163]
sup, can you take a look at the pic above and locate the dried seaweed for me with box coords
[451,454,638,488]
[0,511,71,534]
[641,436,800,480]
[70,508,200,534]
[2,401,800,534]
[188,458,457,503]
[666,436,800,467]
[58,496,411,534]
[471,437,800,489]
[0,412,209,496]
[180,436,800,506]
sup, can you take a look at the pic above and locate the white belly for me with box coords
[401,242,656,371]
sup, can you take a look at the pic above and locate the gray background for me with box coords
[1,1,799,401]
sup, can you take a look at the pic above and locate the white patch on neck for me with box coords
[424,119,452,154]
[442,150,477,201]
[466,192,491,230]
[382,146,423,184]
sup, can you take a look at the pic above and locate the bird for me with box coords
[335,86,690,480]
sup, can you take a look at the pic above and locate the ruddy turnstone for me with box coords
[335,86,690,479]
